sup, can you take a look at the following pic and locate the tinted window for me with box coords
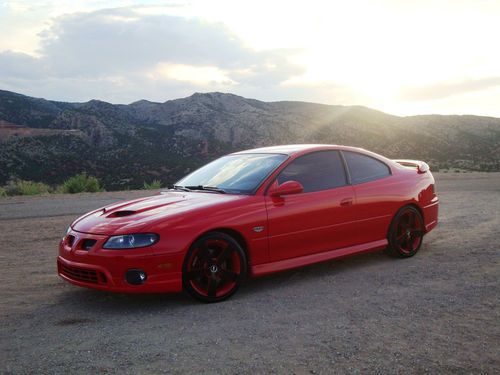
[277,151,347,193]
[343,151,390,184]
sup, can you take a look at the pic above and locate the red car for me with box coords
[58,144,439,302]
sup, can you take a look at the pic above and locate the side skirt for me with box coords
[250,239,388,277]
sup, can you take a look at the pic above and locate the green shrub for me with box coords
[143,179,162,190]
[0,186,7,198]
[4,179,50,196]
[61,173,102,193]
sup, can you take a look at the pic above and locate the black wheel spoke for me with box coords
[219,269,238,282]
[409,239,417,251]
[408,213,415,227]
[186,268,205,280]
[207,278,217,297]
[400,238,409,251]
[216,246,232,264]
[197,245,212,264]
[410,229,423,236]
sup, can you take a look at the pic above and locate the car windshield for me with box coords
[175,153,288,194]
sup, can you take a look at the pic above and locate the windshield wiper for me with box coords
[184,185,227,194]
[172,185,192,192]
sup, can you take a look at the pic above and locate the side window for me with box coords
[277,151,347,193]
[343,151,390,184]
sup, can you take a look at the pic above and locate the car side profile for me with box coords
[58,144,439,302]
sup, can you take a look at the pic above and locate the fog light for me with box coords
[125,269,147,285]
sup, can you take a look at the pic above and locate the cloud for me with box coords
[151,63,236,86]
[0,51,45,80]
[399,77,500,101]
[40,8,258,74]
[230,51,304,87]
[0,7,304,101]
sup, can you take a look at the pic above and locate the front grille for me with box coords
[59,262,106,284]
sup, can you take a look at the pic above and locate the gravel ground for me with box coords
[0,173,499,374]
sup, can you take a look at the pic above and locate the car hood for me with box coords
[72,191,247,235]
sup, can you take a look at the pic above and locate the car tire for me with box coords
[386,206,425,258]
[182,232,247,303]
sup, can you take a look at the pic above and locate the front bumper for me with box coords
[57,229,183,293]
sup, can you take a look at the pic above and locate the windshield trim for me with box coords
[248,154,290,195]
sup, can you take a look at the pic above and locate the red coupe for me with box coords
[58,145,439,302]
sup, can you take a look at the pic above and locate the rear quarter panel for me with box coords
[418,171,439,231]
[352,165,437,244]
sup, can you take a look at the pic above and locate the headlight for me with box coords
[103,233,159,249]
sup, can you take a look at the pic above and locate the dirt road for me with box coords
[1,173,499,374]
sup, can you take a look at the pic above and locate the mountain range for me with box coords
[0,89,499,189]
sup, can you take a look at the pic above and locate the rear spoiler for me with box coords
[393,159,430,174]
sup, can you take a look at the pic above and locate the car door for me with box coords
[341,150,396,245]
[265,150,357,262]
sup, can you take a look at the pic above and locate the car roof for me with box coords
[233,144,362,156]
[233,144,396,167]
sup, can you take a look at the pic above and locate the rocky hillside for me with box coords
[0,89,499,189]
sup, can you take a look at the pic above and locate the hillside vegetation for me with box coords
[1,89,499,189]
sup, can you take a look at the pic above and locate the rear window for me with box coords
[343,151,390,184]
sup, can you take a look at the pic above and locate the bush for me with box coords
[61,173,102,194]
[0,186,6,198]
[143,179,162,189]
[4,179,50,196]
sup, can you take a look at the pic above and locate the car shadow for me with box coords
[241,249,393,296]
[52,248,411,312]
[54,286,194,314]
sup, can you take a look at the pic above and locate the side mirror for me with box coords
[270,180,304,197]
[417,162,430,174]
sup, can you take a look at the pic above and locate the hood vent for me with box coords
[108,210,136,217]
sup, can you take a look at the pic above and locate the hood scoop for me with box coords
[107,210,136,218]
[102,196,188,219]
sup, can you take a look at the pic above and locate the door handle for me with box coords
[340,198,353,206]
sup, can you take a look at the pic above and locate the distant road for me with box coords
[0,190,159,220]
[0,172,499,220]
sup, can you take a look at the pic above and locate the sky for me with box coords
[1,0,500,117]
